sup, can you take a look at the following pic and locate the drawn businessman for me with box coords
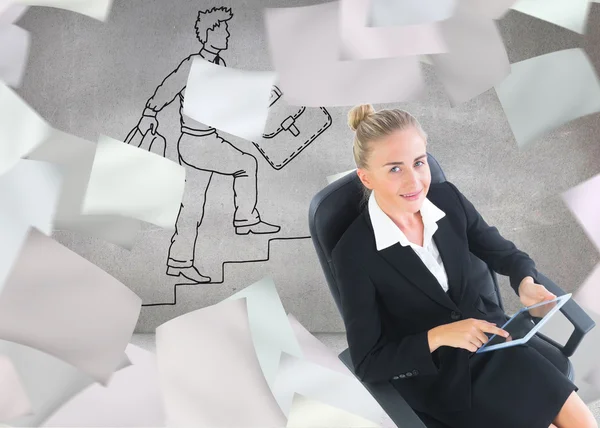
[133,6,280,284]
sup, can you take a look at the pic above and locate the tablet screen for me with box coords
[481,297,561,349]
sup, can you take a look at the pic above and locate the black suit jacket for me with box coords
[331,181,540,414]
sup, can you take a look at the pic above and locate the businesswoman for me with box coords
[331,104,597,428]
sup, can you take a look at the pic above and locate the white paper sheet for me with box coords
[562,173,600,252]
[286,393,380,427]
[272,353,385,424]
[431,3,510,106]
[16,0,113,21]
[339,0,447,60]
[27,129,141,248]
[0,340,92,427]
[495,48,600,147]
[287,314,351,376]
[0,228,141,385]
[326,169,356,185]
[0,4,28,25]
[81,135,185,230]
[183,58,276,141]
[1,340,131,427]
[0,81,51,176]
[42,344,166,427]
[156,298,286,427]
[0,355,31,421]
[585,367,600,393]
[574,264,600,318]
[510,0,591,34]
[0,24,29,88]
[0,159,62,295]
[461,0,519,19]
[264,1,424,107]
[368,0,456,27]
[223,277,303,389]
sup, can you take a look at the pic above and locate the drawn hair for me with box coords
[348,104,427,203]
[195,7,233,44]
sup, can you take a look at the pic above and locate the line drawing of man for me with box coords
[133,6,280,284]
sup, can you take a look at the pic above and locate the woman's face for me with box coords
[358,127,431,214]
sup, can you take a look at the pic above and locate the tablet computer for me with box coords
[475,293,572,354]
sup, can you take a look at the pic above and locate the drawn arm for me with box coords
[142,55,194,117]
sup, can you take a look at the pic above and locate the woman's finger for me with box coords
[480,323,509,337]
[469,337,483,348]
[475,330,489,345]
[465,342,478,353]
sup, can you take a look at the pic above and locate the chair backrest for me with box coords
[308,153,504,316]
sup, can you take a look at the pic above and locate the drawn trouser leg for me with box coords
[166,133,213,283]
[178,131,280,235]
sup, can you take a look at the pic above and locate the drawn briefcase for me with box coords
[124,124,167,158]
[252,86,332,170]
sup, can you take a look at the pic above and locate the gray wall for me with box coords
[15,0,600,333]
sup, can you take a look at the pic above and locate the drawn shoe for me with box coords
[235,221,281,235]
[166,266,211,283]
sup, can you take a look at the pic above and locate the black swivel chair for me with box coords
[308,153,596,428]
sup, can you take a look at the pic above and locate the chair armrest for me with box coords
[534,272,596,358]
[338,348,427,428]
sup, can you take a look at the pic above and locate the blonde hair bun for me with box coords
[348,104,375,131]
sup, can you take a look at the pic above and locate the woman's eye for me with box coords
[390,166,400,173]
[415,161,425,167]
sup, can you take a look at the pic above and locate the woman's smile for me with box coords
[401,189,422,201]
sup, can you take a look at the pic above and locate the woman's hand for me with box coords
[428,319,509,353]
[518,276,556,308]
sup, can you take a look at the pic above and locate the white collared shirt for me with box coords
[368,191,450,292]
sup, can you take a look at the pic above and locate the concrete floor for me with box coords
[132,333,600,426]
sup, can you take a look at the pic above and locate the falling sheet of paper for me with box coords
[156,298,286,427]
[585,367,600,394]
[183,58,276,141]
[272,353,385,424]
[461,0,519,19]
[287,314,351,376]
[0,81,51,176]
[28,129,141,248]
[510,0,591,34]
[0,159,62,295]
[0,339,131,427]
[42,344,166,427]
[0,24,30,88]
[16,0,113,21]
[368,0,456,26]
[81,135,185,230]
[0,4,28,25]
[562,173,600,252]
[495,48,600,147]
[339,0,447,60]
[223,277,303,389]
[326,169,356,185]
[574,264,600,318]
[0,228,141,385]
[286,393,380,427]
[0,355,32,421]
[264,1,424,107]
[431,3,510,106]
[0,340,94,427]
[0,160,63,236]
